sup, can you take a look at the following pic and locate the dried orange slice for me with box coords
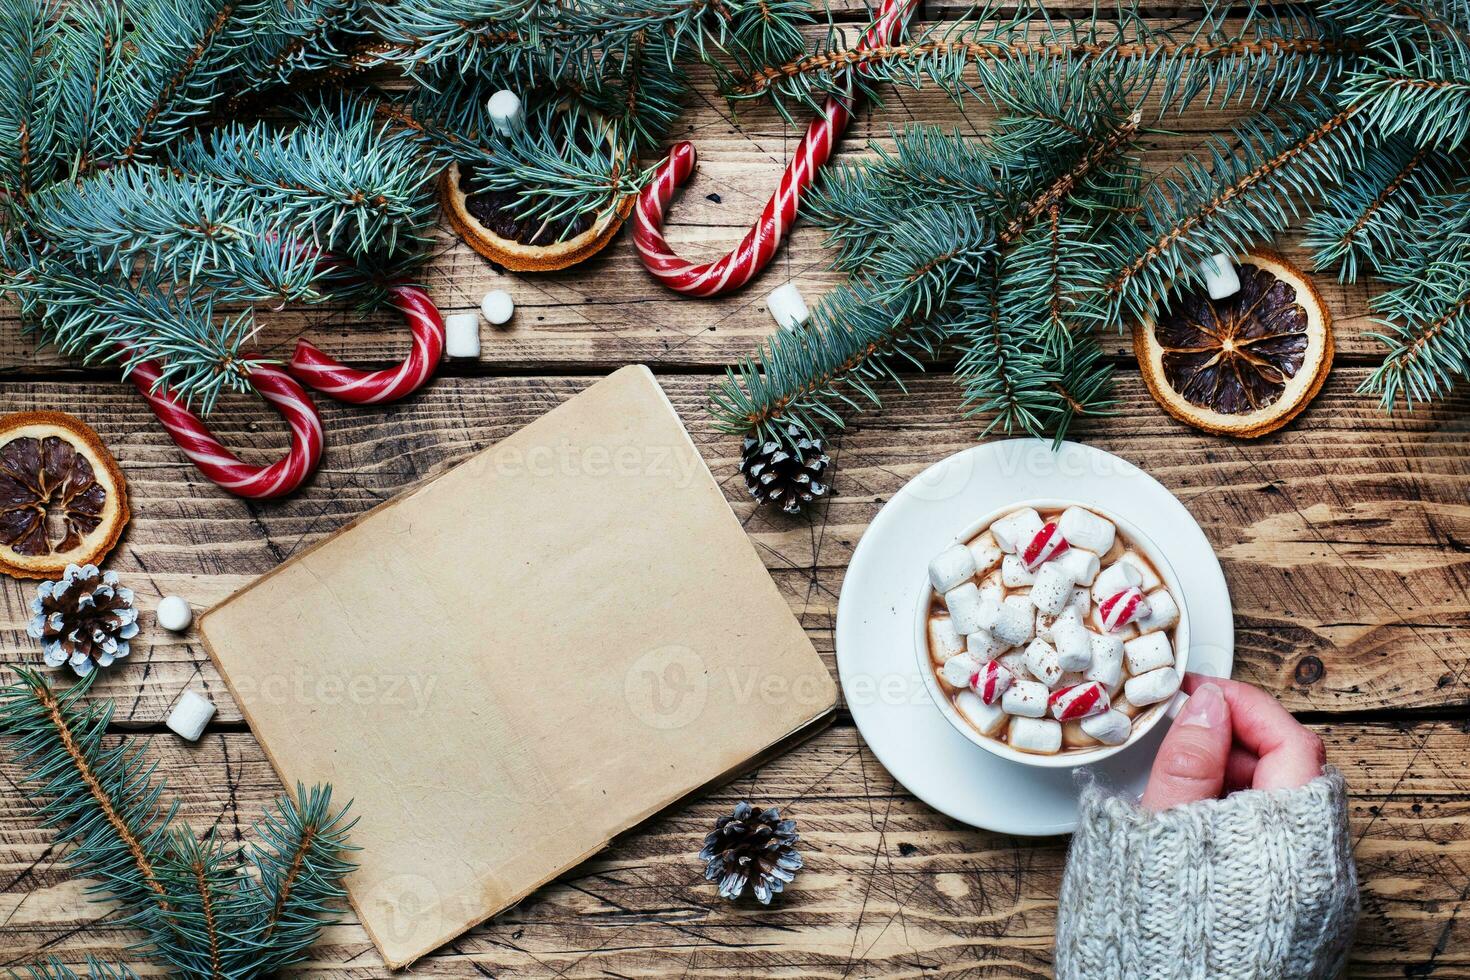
[0,411,129,579]
[440,161,634,273]
[1135,250,1333,438]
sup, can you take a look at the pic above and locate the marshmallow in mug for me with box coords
[1023,638,1064,688]
[955,690,1009,737]
[1009,716,1062,754]
[1030,563,1076,616]
[944,582,988,634]
[940,652,982,689]
[1136,589,1180,633]
[1125,666,1182,707]
[990,508,1044,553]
[1058,506,1116,554]
[967,535,1004,576]
[929,544,977,593]
[1124,631,1174,675]
[1050,608,1093,670]
[1084,632,1125,691]
[1001,554,1036,588]
[1002,678,1050,718]
[929,617,967,662]
[1081,708,1133,745]
[1052,547,1100,587]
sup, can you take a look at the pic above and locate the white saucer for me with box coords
[835,440,1234,835]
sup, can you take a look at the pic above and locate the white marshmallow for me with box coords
[1058,670,1087,688]
[1068,587,1091,617]
[966,534,1003,576]
[155,595,192,632]
[766,282,810,331]
[944,582,988,635]
[1001,554,1036,588]
[1051,609,1092,671]
[1125,666,1182,707]
[481,289,514,325]
[996,595,1035,646]
[1030,563,1075,616]
[1080,708,1133,745]
[1009,716,1062,754]
[1084,632,1125,691]
[997,650,1029,678]
[166,690,215,742]
[487,89,525,136]
[978,575,1005,606]
[1118,551,1162,591]
[1062,719,1100,749]
[929,544,977,593]
[928,617,966,663]
[1092,560,1143,603]
[1124,631,1174,675]
[1053,548,1100,587]
[1199,252,1241,300]
[1058,506,1116,555]
[954,690,1009,737]
[444,312,481,359]
[1023,638,1063,688]
[989,508,1043,553]
[940,652,981,689]
[966,629,1010,660]
[1002,678,1050,718]
[1136,589,1180,633]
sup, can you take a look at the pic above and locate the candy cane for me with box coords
[288,283,445,404]
[130,358,324,500]
[633,0,917,295]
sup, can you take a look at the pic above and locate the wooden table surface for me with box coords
[3,12,1469,977]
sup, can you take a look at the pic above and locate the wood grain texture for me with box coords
[0,370,1464,726]
[2,723,1467,978]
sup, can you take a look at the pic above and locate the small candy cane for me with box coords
[288,283,445,404]
[130,358,324,500]
[633,0,917,295]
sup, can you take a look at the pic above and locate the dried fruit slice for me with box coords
[440,161,634,273]
[1135,250,1333,438]
[0,411,129,579]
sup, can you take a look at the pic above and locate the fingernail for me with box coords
[1179,682,1226,729]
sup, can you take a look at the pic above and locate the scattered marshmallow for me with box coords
[940,652,981,689]
[997,650,1030,679]
[155,595,193,632]
[1001,554,1036,588]
[978,575,1005,606]
[1062,719,1099,749]
[166,690,216,742]
[967,629,1010,660]
[1023,639,1063,688]
[1125,666,1182,707]
[1009,716,1062,754]
[999,595,1036,645]
[928,617,966,663]
[1030,563,1075,616]
[973,659,1014,705]
[929,544,977,593]
[1124,632,1174,675]
[1118,551,1162,591]
[766,282,810,331]
[1058,506,1116,555]
[481,289,515,325]
[1053,548,1100,588]
[1099,587,1150,632]
[990,508,1043,553]
[1050,680,1111,721]
[1002,679,1050,718]
[1051,608,1092,671]
[1092,559,1143,603]
[1080,709,1133,746]
[944,582,987,635]
[1068,587,1091,617]
[1084,632,1125,691]
[1020,521,1069,572]
[1198,252,1241,300]
[955,690,1010,737]
[966,534,1003,576]
[445,312,481,358]
[487,89,525,136]
[1136,589,1180,633]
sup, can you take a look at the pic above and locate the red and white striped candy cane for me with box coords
[130,358,324,499]
[633,0,916,295]
[288,283,445,404]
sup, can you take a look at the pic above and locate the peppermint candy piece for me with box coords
[1021,521,1070,572]
[972,659,1014,705]
[1098,586,1150,632]
[1049,680,1111,721]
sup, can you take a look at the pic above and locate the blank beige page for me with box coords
[199,365,837,969]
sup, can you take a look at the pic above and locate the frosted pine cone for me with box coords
[740,425,830,515]
[700,801,803,904]
[27,563,138,677]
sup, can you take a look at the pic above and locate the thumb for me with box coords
[1140,682,1232,812]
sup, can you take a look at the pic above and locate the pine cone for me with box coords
[699,801,802,904]
[740,425,830,515]
[27,563,139,677]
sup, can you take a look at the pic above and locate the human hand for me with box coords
[1140,674,1327,812]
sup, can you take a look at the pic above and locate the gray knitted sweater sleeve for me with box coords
[1054,769,1359,980]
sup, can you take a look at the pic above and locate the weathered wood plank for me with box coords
[1,722,1466,977]
[0,369,1464,722]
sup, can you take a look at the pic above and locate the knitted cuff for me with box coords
[1055,769,1359,980]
